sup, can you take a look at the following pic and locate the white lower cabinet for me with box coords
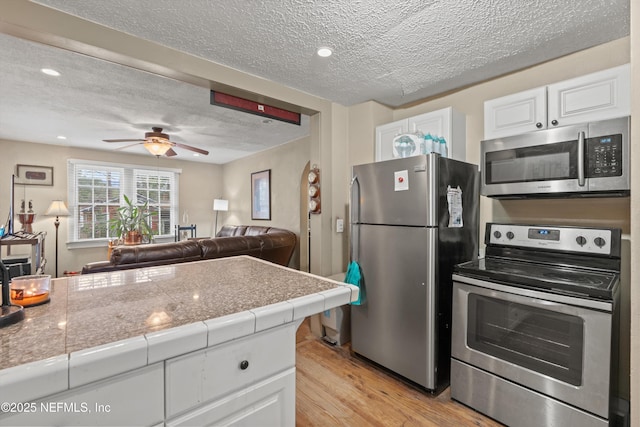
[0,363,164,427]
[166,323,296,426]
[0,324,299,426]
[166,368,295,427]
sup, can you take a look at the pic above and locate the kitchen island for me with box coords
[0,256,358,426]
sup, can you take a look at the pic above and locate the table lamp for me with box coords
[213,199,229,236]
[45,200,70,278]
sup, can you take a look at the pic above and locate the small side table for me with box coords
[0,231,47,274]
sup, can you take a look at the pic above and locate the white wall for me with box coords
[221,136,310,269]
[0,139,222,275]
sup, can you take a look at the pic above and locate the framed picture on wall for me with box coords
[251,169,271,220]
[15,164,54,186]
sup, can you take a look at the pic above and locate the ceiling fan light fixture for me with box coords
[144,141,171,156]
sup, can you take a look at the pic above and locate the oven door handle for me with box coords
[577,131,586,187]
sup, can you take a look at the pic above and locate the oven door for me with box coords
[481,123,587,197]
[452,276,613,418]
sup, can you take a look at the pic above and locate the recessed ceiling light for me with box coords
[193,153,200,157]
[56,135,66,140]
[41,68,61,76]
[317,47,332,58]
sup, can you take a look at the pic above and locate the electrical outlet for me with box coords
[336,218,344,233]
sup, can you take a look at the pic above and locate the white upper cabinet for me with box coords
[484,64,630,140]
[375,107,466,162]
[484,87,547,139]
[375,120,407,162]
[547,64,630,128]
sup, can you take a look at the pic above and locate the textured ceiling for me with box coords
[0,33,310,164]
[0,0,630,164]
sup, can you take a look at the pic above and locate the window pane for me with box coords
[77,170,93,186]
[108,172,120,187]
[108,187,120,203]
[94,187,107,203]
[78,205,93,239]
[93,171,108,186]
[159,190,171,204]
[94,206,108,238]
[78,187,93,203]
[137,177,147,189]
[159,208,171,235]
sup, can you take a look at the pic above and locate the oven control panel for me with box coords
[487,223,612,255]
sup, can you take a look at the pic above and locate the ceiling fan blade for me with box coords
[103,138,145,143]
[165,148,178,157]
[115,142,144,150]
[173,142,209,155]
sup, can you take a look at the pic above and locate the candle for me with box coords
[10,275,51,307]
[10,288,50,306]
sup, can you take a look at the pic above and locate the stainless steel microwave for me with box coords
[481,116,630,198]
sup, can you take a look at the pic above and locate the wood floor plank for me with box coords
[295,319,502,426]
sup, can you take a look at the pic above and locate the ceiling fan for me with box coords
[103,127,209,157]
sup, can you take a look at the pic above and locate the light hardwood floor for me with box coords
[295,319,502,426]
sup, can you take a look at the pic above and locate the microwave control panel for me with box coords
[586,133,622,177]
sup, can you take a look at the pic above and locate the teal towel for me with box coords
[345,261,365,305]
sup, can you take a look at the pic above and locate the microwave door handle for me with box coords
[578,131,586,187]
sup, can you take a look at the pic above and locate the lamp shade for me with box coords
[143,141,171,156]
[45,200,70,217]
[213,199,229,211]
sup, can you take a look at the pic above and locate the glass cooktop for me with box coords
[455,257,619,300]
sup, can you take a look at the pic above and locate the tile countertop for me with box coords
[0,256,358,372]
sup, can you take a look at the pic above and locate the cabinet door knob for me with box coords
[536,122,543,128]
[551,119,558,126]
[240,360,249,370]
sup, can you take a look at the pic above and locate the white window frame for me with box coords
[67,159,181,249]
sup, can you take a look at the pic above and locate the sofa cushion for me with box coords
[199,236,261,260]
[112,240,201,266]
[217,225,248,237]
[244,226,271,236]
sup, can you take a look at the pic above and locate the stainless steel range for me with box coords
[451,223,621,427]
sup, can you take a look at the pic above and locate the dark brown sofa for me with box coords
[81,225,297,274]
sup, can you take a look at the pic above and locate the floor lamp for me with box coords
[213,199,229,236]
[45,200,70,278]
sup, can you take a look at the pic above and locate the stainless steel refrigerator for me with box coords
[350,154,479,393]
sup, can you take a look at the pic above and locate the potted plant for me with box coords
[109,195,153,245]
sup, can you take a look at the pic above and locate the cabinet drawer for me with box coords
[167,368,295,427]
[165,323,296,418]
